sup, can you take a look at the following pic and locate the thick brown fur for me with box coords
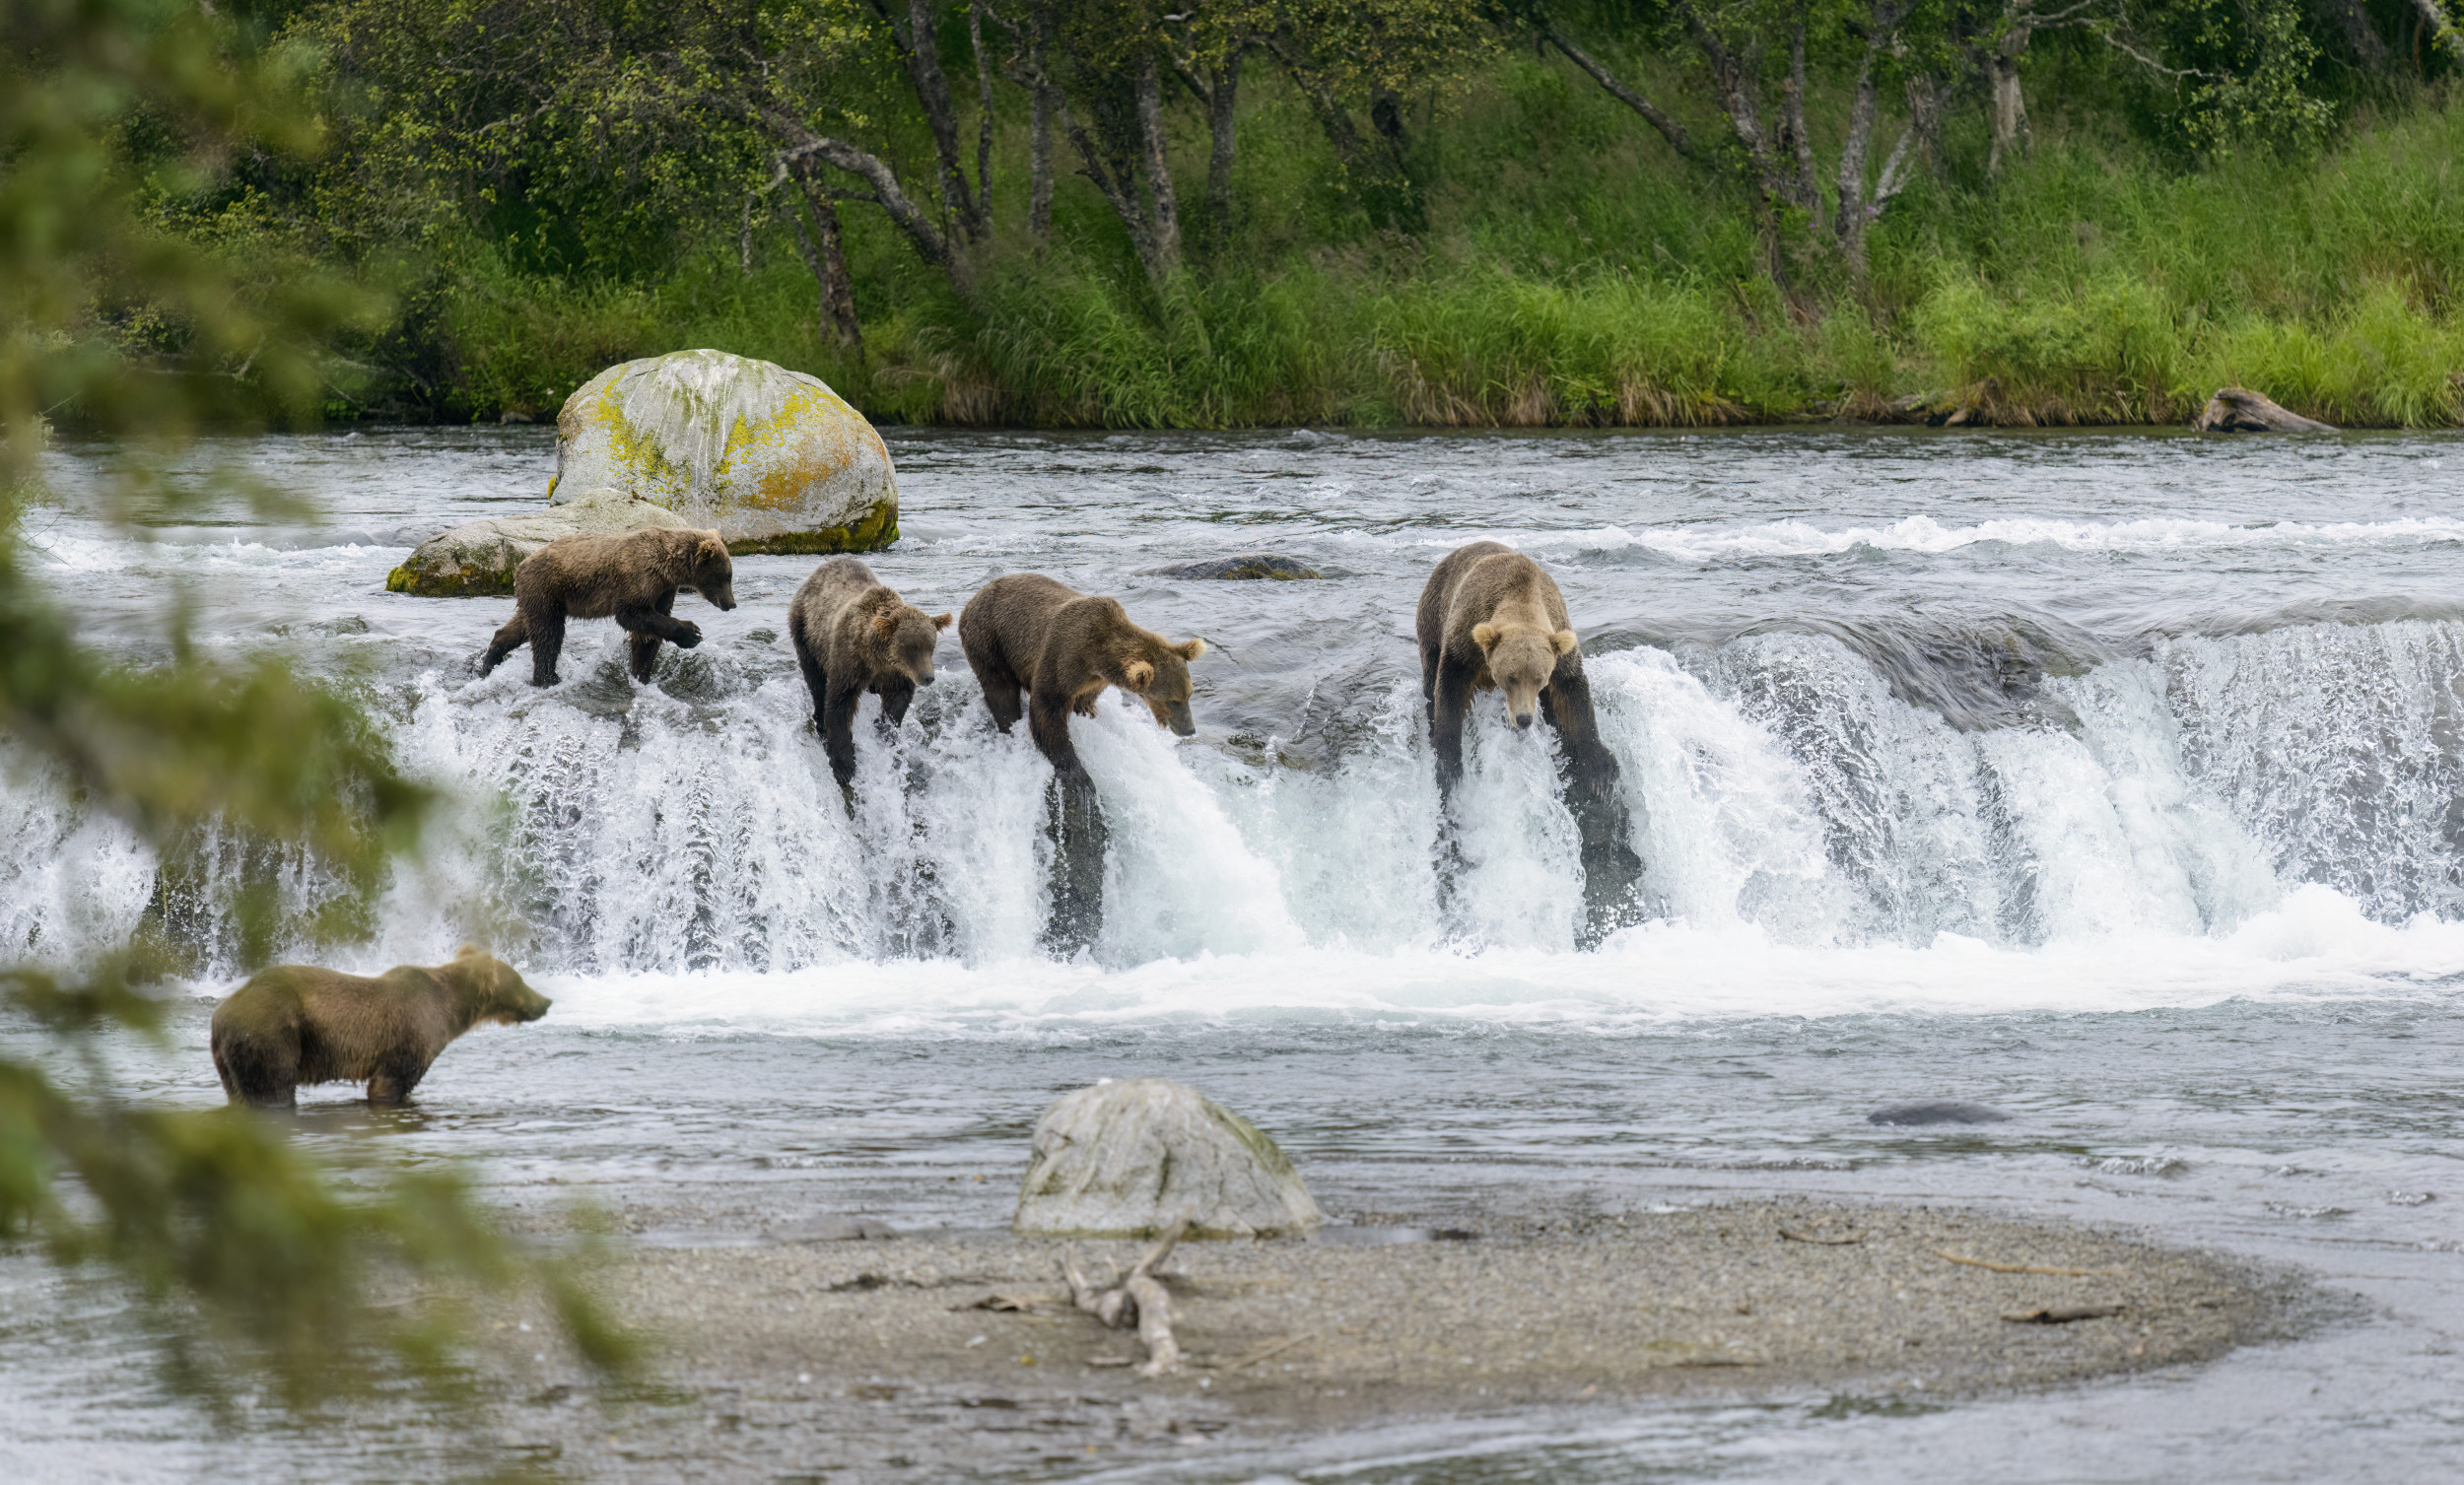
[1415,541,1640,944]
[209,945,551,1109]
[787,558,952,790]
[957,574,1205,781]
[476,526,737,687]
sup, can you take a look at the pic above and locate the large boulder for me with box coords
[383,488,686,598]
[1013,1078,1322,1239]
[550,349,898,554]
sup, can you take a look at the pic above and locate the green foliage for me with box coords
[1,0,630,1410]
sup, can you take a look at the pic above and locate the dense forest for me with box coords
[28,0,2464,427]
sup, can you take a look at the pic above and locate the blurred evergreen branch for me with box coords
[1,0,630,1410]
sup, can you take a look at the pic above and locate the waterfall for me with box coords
[8,617,2463,980]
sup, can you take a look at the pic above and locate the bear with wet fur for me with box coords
[210,945,552,1109]
[475,526,737,687]
[958,573,1206,780]
[788,557,952,790]
[1415,540,1603,790]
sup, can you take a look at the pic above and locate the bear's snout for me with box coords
[1513,711,1536,731]
[710,583,738,611]
[1165,701,1198,736]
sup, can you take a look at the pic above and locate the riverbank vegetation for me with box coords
[31,0,2464,428]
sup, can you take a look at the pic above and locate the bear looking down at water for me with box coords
[958,574,1206,781]
[475,526,736,687]
[788,557,951,791]
[210,945,551,1109]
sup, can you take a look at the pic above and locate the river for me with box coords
[4,425,2461,1480]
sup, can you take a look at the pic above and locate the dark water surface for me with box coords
[5,426,2463,1480]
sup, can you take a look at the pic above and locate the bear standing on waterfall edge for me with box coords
[210,945,551,1109]
[475,526,737,687]
[1417,539,1643,944]
[958,574,1206,781]
[788,557,951,793]
[960,574,1205,952]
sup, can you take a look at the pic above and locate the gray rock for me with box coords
[771,1213,900,1243]
[385,487,686,598]
[1013,1078,1322,1239]
[1148,554,1322,580]
[1868,1101,2011,1126]
[2194,386,2337,433]
[551,349,899,555]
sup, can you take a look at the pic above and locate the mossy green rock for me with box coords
[1013,1078,1323,1240]
[384,488,687,598]
[550,349,898,555]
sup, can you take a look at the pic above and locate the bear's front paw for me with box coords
[672,622,704,649]
[1072,698,1100,718]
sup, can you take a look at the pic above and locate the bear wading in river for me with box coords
[476,527,737,687]
[1416,539,1642,945]
[210,945,551,1109]
[959,574,1204,949]
[788,558,951,793]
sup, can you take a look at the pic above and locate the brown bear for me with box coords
[209,944,551,1109]
[1416,540,1641,943]
[475,526,737,687]
[787,557,952,790]
[957,574,1206,782]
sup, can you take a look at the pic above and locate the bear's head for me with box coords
[872,603,954,686]
[687,531,737,611]
[1471,621,1578,731]
[451,944,553,1026]
[1120,636,1207,735]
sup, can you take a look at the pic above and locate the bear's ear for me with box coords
[1123,658,1156,691]
[455,942,481,959]
[1551,628,1580,655]
[696,534,728,565]
[872,610,899,639]
[1173,637,1205,660]
[931,612,954,632]
[1471,623,1499,650]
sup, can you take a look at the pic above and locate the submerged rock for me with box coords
[1868,1101,2012,1126]
[2194,387,2337,433]
[384,487,686,597]
[1149,554,1322,580]
[1013,1078,1322,1239]
[551,348,899,555]
[771,1213,900,1243]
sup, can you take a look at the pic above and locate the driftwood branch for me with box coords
[1060,1219,1188,1376]
[1936,1249,2122,1277]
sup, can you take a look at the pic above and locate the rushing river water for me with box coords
[4,425,2463,1481]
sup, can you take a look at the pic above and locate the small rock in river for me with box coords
[1013,1077,1322,1239]
[770,1213,899,1243]
[1147,554,1322,580]
[1867,1101,2011,1126]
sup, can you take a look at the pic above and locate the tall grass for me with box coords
[380,78,2464,429]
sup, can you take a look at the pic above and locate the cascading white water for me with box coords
[8,616,2459,985]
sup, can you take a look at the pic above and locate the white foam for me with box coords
[500,884,2464,1037]
[1485,514,2464,564]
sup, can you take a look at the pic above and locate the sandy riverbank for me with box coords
[470,1198,2294,1481]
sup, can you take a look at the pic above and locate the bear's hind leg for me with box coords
[527,605,569,687]
[367,1054,431,1106]
[476,612,529,678]
[214,1029,301,1110]
[791,624,833,731]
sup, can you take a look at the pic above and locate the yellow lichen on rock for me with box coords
[550,349,897,553]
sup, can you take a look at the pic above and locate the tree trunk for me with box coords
[1782,18,1822,231]
[2319,0,2391,68]
[970,0,995,226]
[787,169,863,353]
[1987,23,2031,174]
[1542,30,1694,160]
[1204,49,1242,235]
[899,0,986,240]
[1029,82,1055,239]
[1134,51,1182,277]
